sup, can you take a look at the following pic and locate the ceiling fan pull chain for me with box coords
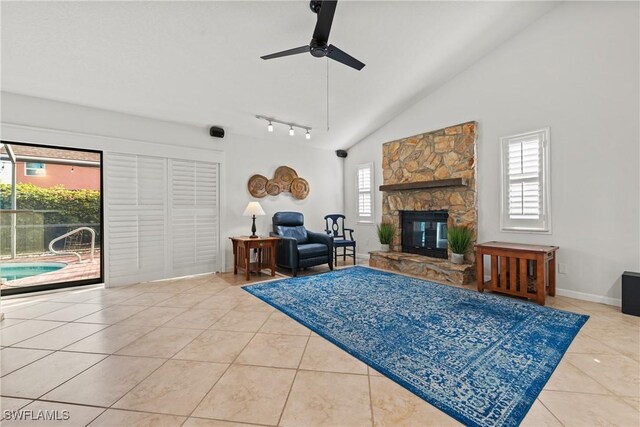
[327,58,330,132]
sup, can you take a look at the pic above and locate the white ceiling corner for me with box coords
[1,1,557,150]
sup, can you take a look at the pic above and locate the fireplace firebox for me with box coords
[400,210,448,258]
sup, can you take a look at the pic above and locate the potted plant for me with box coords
[377,222,395,251]
[448,225,473,264]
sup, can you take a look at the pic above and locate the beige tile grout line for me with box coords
[274,328,312,427]
[2,321,105,376]
[2,285,143,320]
[1,283,238,424]
[97,288,245,420]
[0,397,33,422]
[4,271,637,425]
[0,348,56,377]
[535,398,566,426]
[537,387,635,397]
[552,357,640,408]
[536,389,640,424]
[181,303,277,426]
[2,288,155,353]
[367,370,376,426]
[219,268,639,425]
[9,283,243,425]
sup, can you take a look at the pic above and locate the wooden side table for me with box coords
[475,241,558,305]
[230,236,279,281]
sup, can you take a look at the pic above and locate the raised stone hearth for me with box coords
[370,251,475,286]
[371,121,478,286]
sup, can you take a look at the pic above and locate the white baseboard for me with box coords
[479,275,620,307]
[555,288,621,307]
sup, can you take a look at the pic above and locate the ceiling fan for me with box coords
[261,0,365,71]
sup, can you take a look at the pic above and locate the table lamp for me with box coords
[243,202,266,238]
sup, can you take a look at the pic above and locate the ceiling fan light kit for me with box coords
[261,0,365,71]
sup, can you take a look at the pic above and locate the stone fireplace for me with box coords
[369,122,478,285]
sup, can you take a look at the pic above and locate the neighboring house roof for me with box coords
[1,144,100,163]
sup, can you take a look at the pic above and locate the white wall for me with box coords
[1,92,226,286]
[344,2,640,305]
[1,92,343,281]
[220,133,343,271]
[0,92,222,162]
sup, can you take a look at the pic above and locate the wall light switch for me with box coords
[558,263,567,274]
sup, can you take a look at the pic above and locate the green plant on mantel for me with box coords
[448,225,473,254]
[377,222,395,245]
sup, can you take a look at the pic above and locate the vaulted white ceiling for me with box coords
[1,1,556,150]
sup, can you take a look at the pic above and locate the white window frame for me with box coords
[500,128,551,233]
[356,162,374,224]
[25,162,46,176]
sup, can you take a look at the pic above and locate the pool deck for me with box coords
[0,252,101,290]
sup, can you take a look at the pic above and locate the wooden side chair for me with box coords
[324,214,356,265]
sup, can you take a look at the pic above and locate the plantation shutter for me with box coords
[105,153,167,285]
[169,159,219,276]
[357,163,373,222]
[105,154,220,286]
[507,138,541,219]
[500,129,550,232]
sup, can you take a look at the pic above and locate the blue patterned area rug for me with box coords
[243,266,588,427]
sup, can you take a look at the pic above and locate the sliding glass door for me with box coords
[0,141,103,295]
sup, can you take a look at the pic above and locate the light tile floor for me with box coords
[0,261,638,426]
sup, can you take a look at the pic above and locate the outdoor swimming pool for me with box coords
[0,262,67,281]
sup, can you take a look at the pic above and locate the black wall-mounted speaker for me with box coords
[209,126,225,138]
[336,149,348,158]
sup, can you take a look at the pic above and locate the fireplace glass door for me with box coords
[401,210,448,258]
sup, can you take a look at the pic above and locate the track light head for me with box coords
[257,116,311,138]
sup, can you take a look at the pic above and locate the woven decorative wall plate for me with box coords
[291,177,310,200]
[248,167,309,199]
[266,179,281,196]
[274,166,298,191]
[247,174,268,198]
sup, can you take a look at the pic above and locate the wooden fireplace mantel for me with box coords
[379,178,467,192]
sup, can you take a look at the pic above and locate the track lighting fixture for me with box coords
[255,115,311,139]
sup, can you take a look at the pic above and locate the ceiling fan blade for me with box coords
[312,0,337,43]
[261,46,309,60]
[327,44,365,70]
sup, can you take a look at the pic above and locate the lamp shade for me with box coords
[243,202,266,217]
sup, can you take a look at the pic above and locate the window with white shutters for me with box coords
[357,163,374,223]
[500,129,551,232]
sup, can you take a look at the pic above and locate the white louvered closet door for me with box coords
[169,159,219,277]
[105,153,167,286]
